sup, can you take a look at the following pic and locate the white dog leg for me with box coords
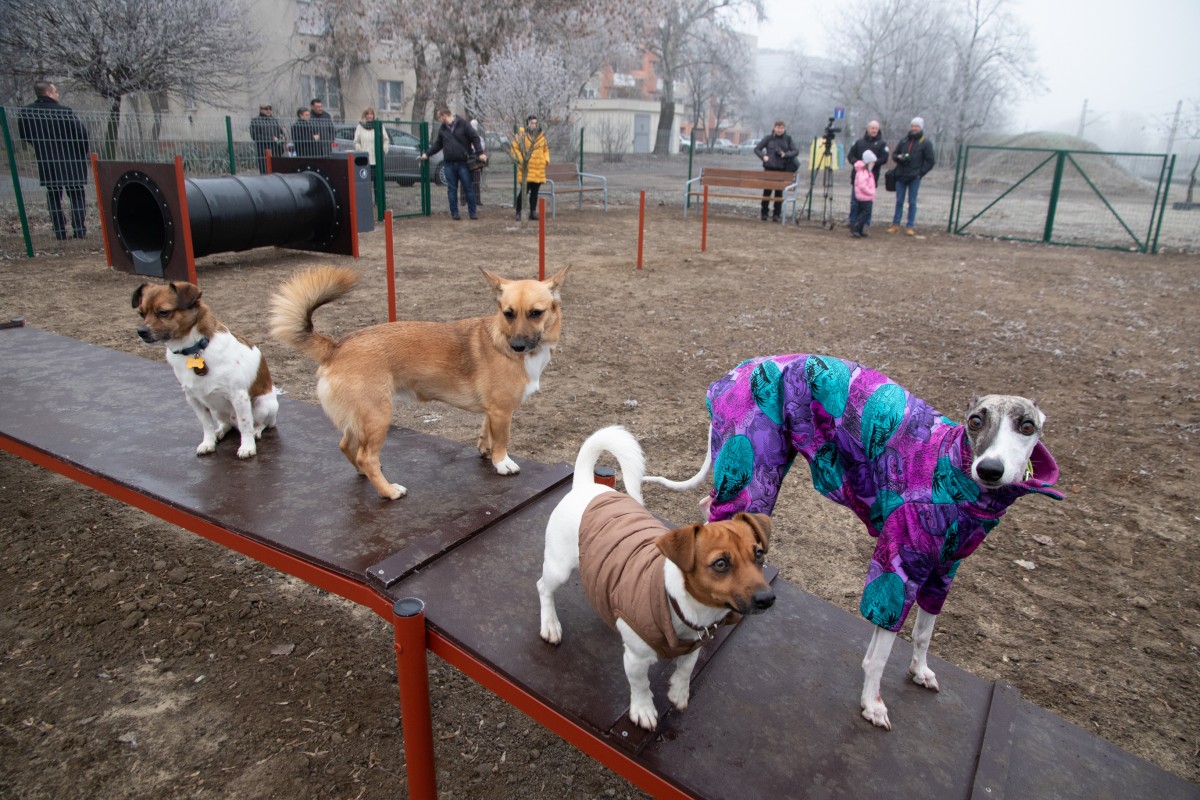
[861,626,897,730]
[536,570,567,645]
[230,390,258,458]
[185,394,220,455]
[618,622,659,730]
[908,607,940,691]
[667,648,702,711]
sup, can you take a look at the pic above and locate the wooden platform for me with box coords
[1,324,1195,800]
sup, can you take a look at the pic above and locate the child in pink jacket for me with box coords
[852,150,878,237]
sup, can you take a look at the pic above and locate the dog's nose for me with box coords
[751,588,776,612]
[976,457,1005,484]
[508,337,537,353]
[136,326,154,342]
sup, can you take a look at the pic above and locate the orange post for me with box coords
[90,152,114,268]
[345,152,360,259]
[265,150,272,174]
[637,190,646,270]
[392,598,438,800]
[173,156,198,285]
[385,210,396,322]
[701,185,709,253]
[538,197,546,280]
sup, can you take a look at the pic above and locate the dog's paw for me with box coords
[379,484,407,500]
[628,700,658,731]
[668,678,691,711]
[214,423,232,441]
[237,442,257,459]
[494,456,520,475]
[909,665,940,692]
[539,617,562,645]
[196,440,217,455]
[860,696,892,730]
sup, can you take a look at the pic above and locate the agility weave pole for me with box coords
[2,325,1196,800]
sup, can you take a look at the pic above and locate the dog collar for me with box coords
[667,592,730,641]
[171,337,210,357]
[171,337,210,376]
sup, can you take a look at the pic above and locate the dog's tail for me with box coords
[268,266,358,365]
[642,423,713,492]
[572,425,645,504]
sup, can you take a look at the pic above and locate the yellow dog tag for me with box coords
[187,356,206,371]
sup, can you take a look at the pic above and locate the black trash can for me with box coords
[352,153,375,232]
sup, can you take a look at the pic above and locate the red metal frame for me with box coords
[90,152,114,268]
[701,186,709,252]
[538,197,546,280]
[637,190,646,270]
[345,152,360,259]
[173,156,198,285]
[386,210,396,322]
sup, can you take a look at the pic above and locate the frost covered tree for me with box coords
[465,39,581,221]
[0,0,258,153]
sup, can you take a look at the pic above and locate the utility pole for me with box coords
[1076,99,1087,138]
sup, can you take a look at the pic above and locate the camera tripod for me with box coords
[798,129,839,229]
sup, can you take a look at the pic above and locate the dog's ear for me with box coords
[656,523,700,571]
[480,268,507,296]
[734,512,771,552]
[542,266,570,300]
[131,283,149,310]
[169,282,202,311]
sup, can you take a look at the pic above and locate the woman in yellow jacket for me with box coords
[353,107,391,183]
[510,115,549,220]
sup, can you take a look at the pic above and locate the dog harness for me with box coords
[703,354,1063,632]
[578,492,730,659]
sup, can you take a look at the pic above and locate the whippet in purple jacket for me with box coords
[645,354,1063,729]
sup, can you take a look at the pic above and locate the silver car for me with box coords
[333,125,444,185]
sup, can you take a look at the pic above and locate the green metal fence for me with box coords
[0,107,435,257]
[948,144,1175,253]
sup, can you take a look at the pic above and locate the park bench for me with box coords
[542,162,608,217]
[683,166,799,221]
[2,323,1195,800]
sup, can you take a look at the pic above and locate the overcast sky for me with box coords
[750,0,1200,149]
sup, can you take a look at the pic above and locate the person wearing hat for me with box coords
[846,120,888,231]
[851,149,878,237]
[886,117,936,236]
[249,103,286,174]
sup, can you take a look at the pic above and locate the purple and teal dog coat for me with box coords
[703,354,1063,632]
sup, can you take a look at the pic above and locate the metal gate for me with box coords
[948,144,1175,253]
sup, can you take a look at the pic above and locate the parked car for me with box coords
[679,134,693,152]
[332,125,444,185]
[713,138,738,155]
[739,138,761,156]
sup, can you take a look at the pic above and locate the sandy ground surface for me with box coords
[1,160,1199,799]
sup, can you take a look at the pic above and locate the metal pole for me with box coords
[225,116,236,175]
[374,119,385,222]
[701,185,708,252]
[1043,150,1066,243]
[685,130,696,212]
[0,107,34,257]
[392,598,438,800]
[538,197,546,280]
[420,121,431,216]
[948,142,963,234]
[578,127,584,174]
[1151,155,1176,255]
[386,210,396,322]
[637,190,645,270]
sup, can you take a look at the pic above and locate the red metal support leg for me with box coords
[392,597,438,799]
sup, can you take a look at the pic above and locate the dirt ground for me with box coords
[1,164,1199,799]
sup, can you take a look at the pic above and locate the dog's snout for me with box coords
[976,457,1005,484]
[750,588,776,613]
[508,337,538,353]
[136,326,155,342]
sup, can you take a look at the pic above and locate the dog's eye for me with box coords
[156,309,173,319]
[754,547,765,563]
[1018,420,1037,436]
[503,309,515,320]
[967,414,984,431]
[711,558,730,573]
[528,308,544,319]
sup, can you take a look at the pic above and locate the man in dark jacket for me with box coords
[846,120,889,230]
[249,104,286,173]
[309,98,336,157]
[420,106,488,219]
[17,81,90,240]
[886,117,936,235]
[753,120,799,222]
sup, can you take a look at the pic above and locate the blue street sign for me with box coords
[833,107,845,120]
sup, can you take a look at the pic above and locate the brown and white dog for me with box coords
[269,265,569,500]
[133,281,279,458]
[538,425,775,730]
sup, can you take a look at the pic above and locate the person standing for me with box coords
[292,108,317,157]
[850,150,878,237]
[353,106,391,183]
[886,117,936,236]
[420,106,487,220]
[249,103,286,173]
[309,98,336,157]
[846,120,888,231]
[17,80,90,240]
[510,115,549,221]
[753,120,798,222]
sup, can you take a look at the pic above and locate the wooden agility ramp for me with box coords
[1,324,1196,800]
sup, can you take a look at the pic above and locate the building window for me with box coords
[296,0,328,35]
[378,80,404,113]
[304,75,341,114]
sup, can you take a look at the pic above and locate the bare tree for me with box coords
[679,22,750,147]
[292,0,376,120]
[642,0,764,156]
[0,0,258,154]
[464,39,581,220]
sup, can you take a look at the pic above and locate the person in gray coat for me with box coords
[17,80,90,240]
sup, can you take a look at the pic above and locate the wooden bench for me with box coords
[543,162,607,217]
[683,166,799,222]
